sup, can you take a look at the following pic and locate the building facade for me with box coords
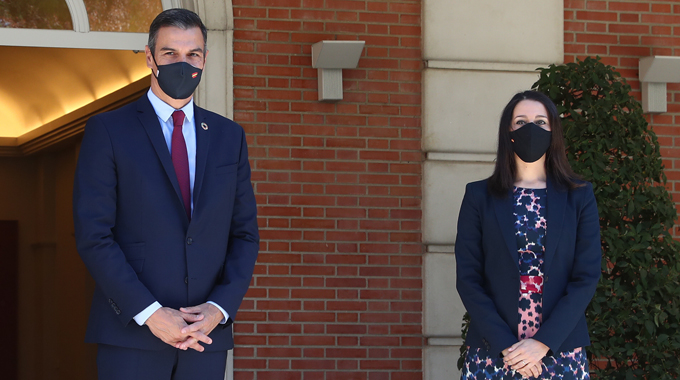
[0,1,679,379]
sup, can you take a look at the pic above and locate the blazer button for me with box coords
[186,237,193,245]
[184,277,188,284]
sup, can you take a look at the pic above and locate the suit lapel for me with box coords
[192,105,210,215]
[544,179,566,274]
[493,190,520,270]
[136,96,185,210]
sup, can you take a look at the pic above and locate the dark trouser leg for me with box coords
[97,344,175,380]
[172,349,227,380]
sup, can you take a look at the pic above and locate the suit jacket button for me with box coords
[186,237,193,245]
[184,277,188,284]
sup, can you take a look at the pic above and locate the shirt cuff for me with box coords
[207,301,229,324]
[134,301,162,326]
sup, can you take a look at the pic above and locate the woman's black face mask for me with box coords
[509,122,552,163]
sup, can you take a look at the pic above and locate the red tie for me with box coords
[171,110,191,220]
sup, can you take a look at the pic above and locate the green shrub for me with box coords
[532,56,680,379]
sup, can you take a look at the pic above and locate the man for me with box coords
[73,9,259,379]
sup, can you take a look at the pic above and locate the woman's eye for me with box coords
[516,120,525,125]
[535,120,546,125]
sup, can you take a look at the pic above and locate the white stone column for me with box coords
[193,0,234,119]
[421,1,564,378]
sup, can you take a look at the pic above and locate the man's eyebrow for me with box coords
[159,47,204,53]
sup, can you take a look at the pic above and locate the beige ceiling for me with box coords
[0,46,150,139]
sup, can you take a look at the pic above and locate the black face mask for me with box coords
[509,122,552,163]
[152,54,203,100]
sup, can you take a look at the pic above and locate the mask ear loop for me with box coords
[150,52,161,78]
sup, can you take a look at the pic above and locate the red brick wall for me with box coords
[231,1,423,379]
[565,0,680,237]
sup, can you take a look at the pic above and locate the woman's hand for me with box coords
[502,339,549,378]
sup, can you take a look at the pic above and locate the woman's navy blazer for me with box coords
[455,178,601,357]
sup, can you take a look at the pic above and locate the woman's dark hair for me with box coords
[488,90,581,197]
[148,8,208,55]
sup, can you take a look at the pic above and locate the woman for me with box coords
[455,90,601,379]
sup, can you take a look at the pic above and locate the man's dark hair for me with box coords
[148,8,208,55]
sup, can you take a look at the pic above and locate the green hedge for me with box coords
[533,57,680,379]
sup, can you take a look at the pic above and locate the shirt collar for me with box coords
[146,89,194,124]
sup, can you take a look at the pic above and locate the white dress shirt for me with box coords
[133,89,228,326]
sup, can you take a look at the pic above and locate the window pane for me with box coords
[0,0,73,29]
[84,0,162,33]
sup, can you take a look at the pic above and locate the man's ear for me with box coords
[145,45,154,70]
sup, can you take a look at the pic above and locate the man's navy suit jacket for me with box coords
[455,179,601,357]
[73,94,259,351]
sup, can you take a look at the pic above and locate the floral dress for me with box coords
[461,187,590,380]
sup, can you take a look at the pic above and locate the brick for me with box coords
[326,277,366,288]
[400,14,420,25]
[652,26,672,36]
[576,11,617,22]
[585,1,605,10]
[257,275,302,287]
[257,300,302,310]
[641,36,680,47]
[291,360,335,369]
[257,206,301,217]
[257,323,302,334]
[641,14,680,24]
[608,24,648,35]
[256,89,304,101]
[337,11,359,22]
[291,242,335,253]
[359,12,399,24]
[302,348,324,358]
[326,348,367,358]
[327,301,368,311]
[256,0,301,6]
[389,3,419,14]
[327,138,367,148]
[609,2,648,12]
[651,3,671,13]
[609,46,651,57]
[257,183,302,194]
[619,14,638,23]
[359,337,399,346]
[327,324,368,334]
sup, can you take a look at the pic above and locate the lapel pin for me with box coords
[201,122,208,130]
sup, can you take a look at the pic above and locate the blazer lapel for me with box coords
[493,190,520,270]
[136,96,185,210]
[544,179,567,274]
[192,105,210,215]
